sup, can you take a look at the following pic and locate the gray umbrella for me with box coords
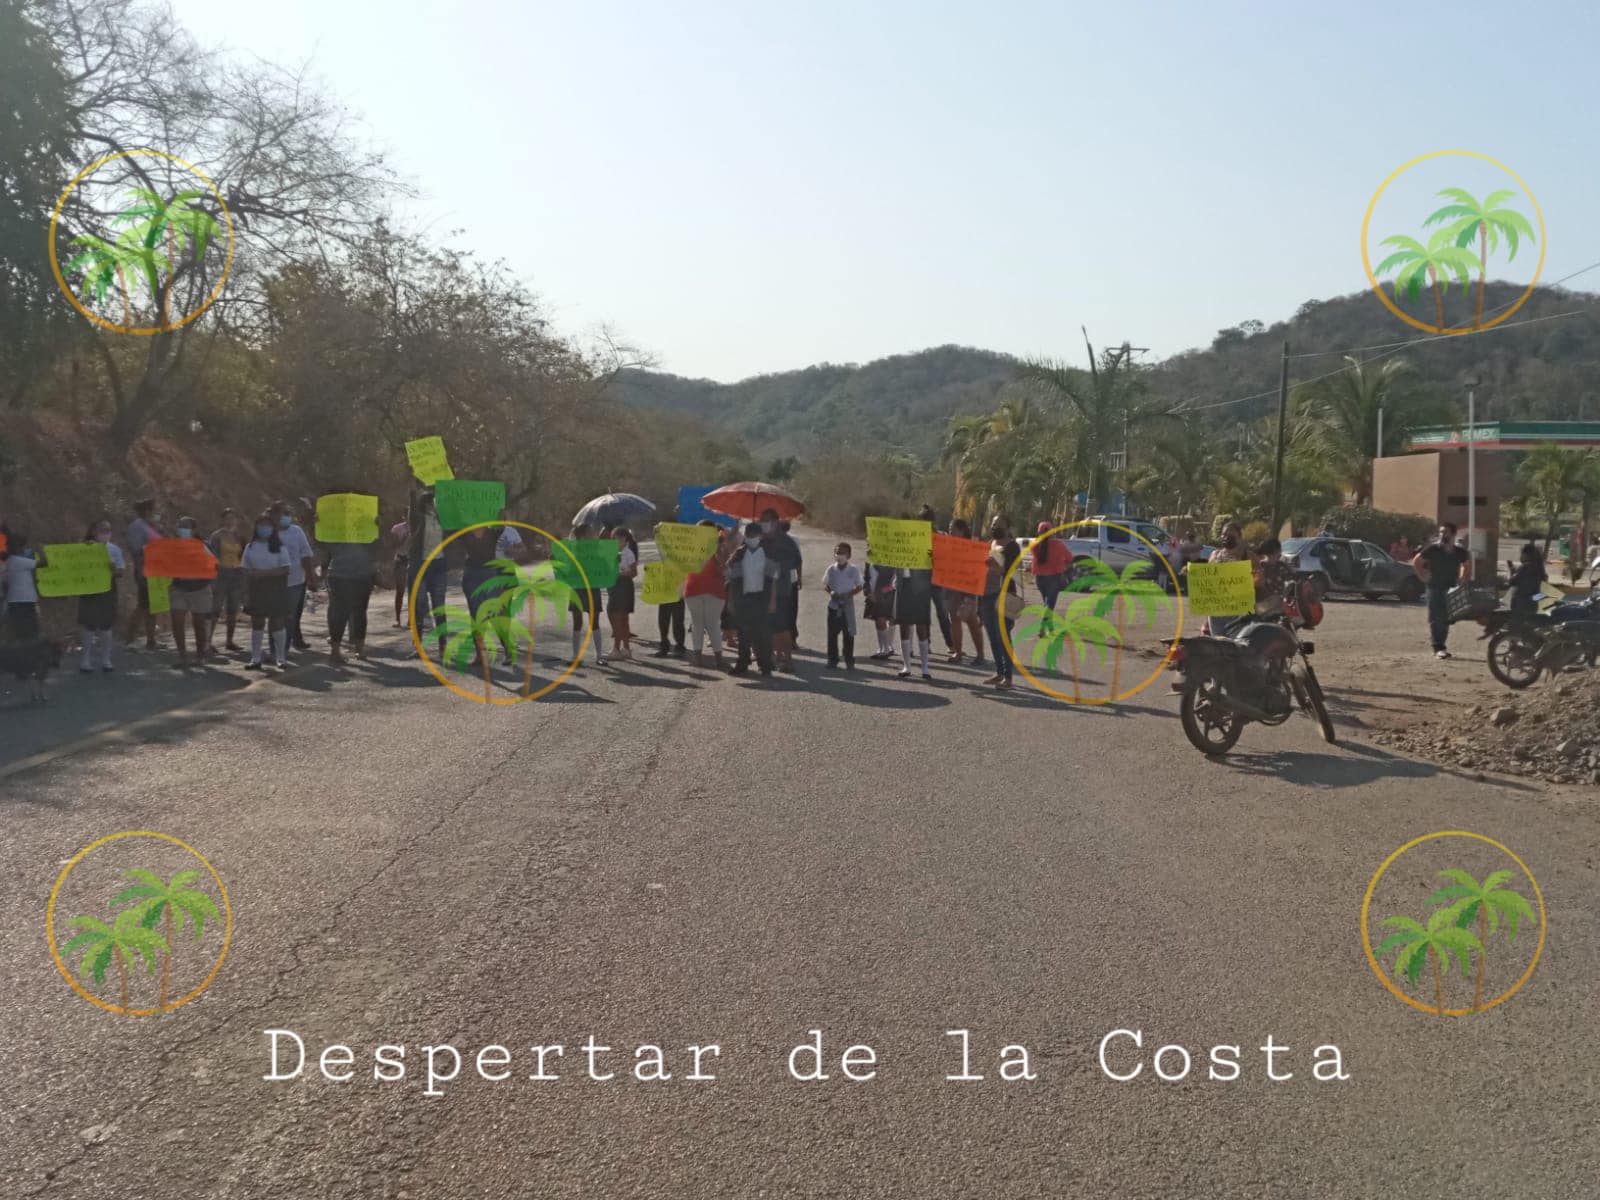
[572,492,655,529]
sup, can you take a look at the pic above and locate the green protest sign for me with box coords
[315,493,380,543]
[36,543,112,598]
[433,480,506,530]
[654,522,720,571]
[553,539,620,590]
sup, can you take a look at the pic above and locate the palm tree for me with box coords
[63,234,135,327]
[1295,357,1453,503]
[1428,869,1537,1012]
[110,187,220,324]
[61,908,170,1010]
[1424,188,1537,328]
[112,868,219,1009]
[474,561,576,696]
[1013,594,1120,701]
[941,414,994,521]
[1075,559,1172,697]
[1376,907,1483,1016]
[1374,229,1478,330]
[433,603,535,702]
[1517,444,1588,555]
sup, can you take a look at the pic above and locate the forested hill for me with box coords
[606,346,1020,463]
[610,284,1600,463]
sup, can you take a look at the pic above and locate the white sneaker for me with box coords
[1435,649,1451,660]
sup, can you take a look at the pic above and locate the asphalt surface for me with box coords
[5,528,1598,1199]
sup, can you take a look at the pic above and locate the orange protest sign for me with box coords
[143,537,217,580]
[932,533,990,595]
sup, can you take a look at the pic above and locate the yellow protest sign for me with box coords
[405,436,453,485]
[37,543,112,597]
[1185,560,1255,616]
[148,575,172,615]
[315,493,380,543]
[654,522,720,571]
[865,517,932,570]
[641,560,686,605]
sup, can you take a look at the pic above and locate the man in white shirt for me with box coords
[731,522,773,676]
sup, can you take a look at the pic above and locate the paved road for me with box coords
[6,530,1598,1198]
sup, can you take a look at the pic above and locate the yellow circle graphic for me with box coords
[1360,830,1545,1017]
[410,521,594,705]
[998,520,1183,705]
[1360,150,1545,335]
[46,830,233,1016]
[48,148,236,336]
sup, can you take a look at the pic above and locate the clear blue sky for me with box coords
[168,0,1599,381]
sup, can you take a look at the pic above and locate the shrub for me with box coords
[1316,505,1433,549]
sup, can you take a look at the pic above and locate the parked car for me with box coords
[1282,536,1423,602]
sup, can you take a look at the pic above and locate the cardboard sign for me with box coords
[148,575,172,614]
[1185,560,1255,616]
[405,436,454,485]
[641,560,686,605]
[315,493,379,544]
[433,480,505,530]
[654,522,720,572]
[143,537,217,580]
[552,539,620,590]
[865,517,933,570]
[931,533,991,595]
[36,543,112,597]
[677,485,738,529]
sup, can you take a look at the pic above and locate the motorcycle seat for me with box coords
[1552,619,1600,637]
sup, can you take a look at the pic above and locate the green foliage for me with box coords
[1376,910,1481,989]
[1240,520,1269,545]
[113,868,219,942]
[61,909,170,987]
[1314,505,1433,548]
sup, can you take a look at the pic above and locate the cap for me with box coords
[1037,521,1052,534]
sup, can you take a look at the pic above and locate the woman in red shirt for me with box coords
[683,520,730,669]
[1027,521,1073,611]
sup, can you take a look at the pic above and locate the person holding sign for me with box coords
[2,533,43,641]
[607,528,641,662]
[942,519,986,666]
[242,512,293,670]
[325,534,379,665]
[565,523,608,668]
[729,523,775,677]
[167,517,218,668]
[682,521,729,669]
[459,523,516,669]
[77,521,126,673]
[651,514,687,659]
[122,498,166,652]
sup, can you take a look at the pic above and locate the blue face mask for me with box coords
[256,524,273,538]
[177,528,194,538]
[278,515,293,530]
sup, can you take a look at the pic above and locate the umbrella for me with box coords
[572,492,655,529]
[699,481,806,522]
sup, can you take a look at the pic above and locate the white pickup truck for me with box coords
[1060,518,1176,573]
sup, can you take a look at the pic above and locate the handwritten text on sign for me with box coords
[931,533,991,595]
[1185,560,1255,616]
[143,537,217,580]
[553,540,620,591]
[865,517,932,570]
[37,543,112,597]
[405,437,454,485]
[642,561,686,605]
[434,480,506,530]
[654,522,721,572]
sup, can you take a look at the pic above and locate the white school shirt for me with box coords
[739,545,768,594]
[241,541,293,572]
[105,542,126,570]
[618,545,637,577]
[822,562,862,599]
[5,554,39,603]
[280,522,314,587]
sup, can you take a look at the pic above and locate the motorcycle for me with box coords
[1175,577,1335,756]
[1483,582,1600,688]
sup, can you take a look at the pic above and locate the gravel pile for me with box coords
[1372,671,1600,786]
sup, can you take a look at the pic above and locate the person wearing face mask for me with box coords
[207,508,247,653]
[271,500,318,657]
[121,497,166,652]
[893,525,935,681]
[242,510,293,669]
[563,523,608,668]
[729,521,775,677]
[77,519,126,673]
[821,541,863,669]
[682,520,729,669]
[758,508,801,672]
[166,516,218,668]
[944,518,986,666]
[980,518,1020,689]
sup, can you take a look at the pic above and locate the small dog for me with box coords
[0,637,65,703]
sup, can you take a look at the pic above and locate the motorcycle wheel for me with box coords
[1299,661,1337,744]
[1487,629,1541,689]
[1180,670,1244,756]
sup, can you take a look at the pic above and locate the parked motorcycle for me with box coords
[1175,578,1335,756]
[1484,582,1600,688]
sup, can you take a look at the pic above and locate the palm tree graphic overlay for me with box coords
[1427,869,1536,1012]
[61,908,170,1011]
[1423,188,1536,328]
[113,868,219,1008]
[64,185,221,326]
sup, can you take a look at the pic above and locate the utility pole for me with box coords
[1269,341,1290,535]
[1467,380,1478,582]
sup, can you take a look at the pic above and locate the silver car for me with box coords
[1283,536,1423,602]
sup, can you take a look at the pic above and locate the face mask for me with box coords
[256,524,273,538]
[278,515,292,530]
[177,528,194,538]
